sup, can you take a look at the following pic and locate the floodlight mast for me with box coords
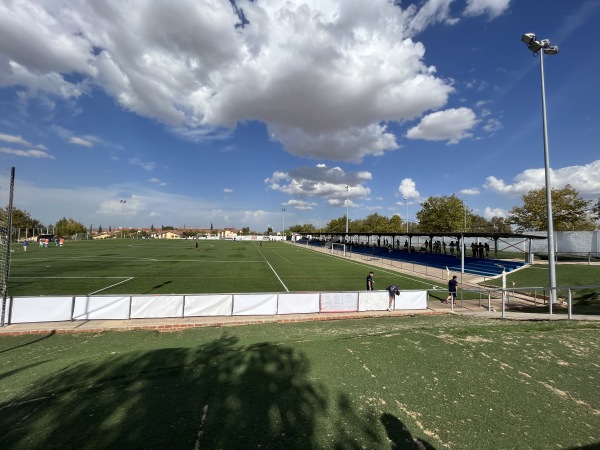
[521,33,559,310]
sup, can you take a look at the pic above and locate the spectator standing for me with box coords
[366,271,374,291]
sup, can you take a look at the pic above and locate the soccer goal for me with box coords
[0,167,15,326]
[331,242,348,257]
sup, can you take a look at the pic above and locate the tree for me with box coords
[509,184,593,232]
[55,217,86,237]
[240,227,250,235]
[288,224,317,234]
[325,216,351,233]
[3,207,44,235]
[592,198,600,222]
[416,195,468,232]
[489,216,512,233]
[98,225,103,233]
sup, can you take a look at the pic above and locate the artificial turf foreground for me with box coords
[1,315,599,449]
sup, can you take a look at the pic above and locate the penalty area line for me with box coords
[88,277,135,295]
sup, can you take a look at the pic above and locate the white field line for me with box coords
[88,277,135,295]
[266,260,289,292]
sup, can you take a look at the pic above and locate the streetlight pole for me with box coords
[404,197,409,233]
[345,186,349,235]
[281,208,285,241]
[521,33,559,307]
[120,199,126,239]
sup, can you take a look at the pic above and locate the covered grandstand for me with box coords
[297,231,547,278]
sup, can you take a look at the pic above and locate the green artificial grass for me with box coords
[8,240,446,296]
[1,315,599,449]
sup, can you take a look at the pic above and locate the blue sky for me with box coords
[0,0,599,233]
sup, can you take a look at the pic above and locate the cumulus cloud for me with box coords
[484,159,600,198]
[483,206,507,219]
[459,187,480,195]
[286,199,317,211]
[398,178,421,200]
[0,0,512,163]
[406,107,477,144]
[265,164,371,206]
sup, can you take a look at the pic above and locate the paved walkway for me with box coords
[1,302,597,336]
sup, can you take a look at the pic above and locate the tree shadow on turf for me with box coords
[0,332,396,449]
[381,412,436,449]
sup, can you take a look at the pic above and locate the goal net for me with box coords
[331,242,348,257]
[0,167,15,326]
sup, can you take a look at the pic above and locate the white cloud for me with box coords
[149,178,166,187]
[223,188,233,193]
[483,206,507,219]
[0,146,54,159]
[406,107,477,144]
[286,199,317,211]
[484,159,600,198]
[129,158,156,171]
[0,133,32,146]
[265,164,371,205]
[459,188,480,195]
[463,0,511,19]
[398,178,421,200]
[68,136,94,147]
[0,0,477,163]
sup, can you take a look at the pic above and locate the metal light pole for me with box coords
[521,33,559,307]
[281,208,285,241]
[345,186,349,235]
[120,199,126,239]
[404,197,409,233]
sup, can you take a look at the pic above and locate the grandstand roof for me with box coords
[306,231,546,240]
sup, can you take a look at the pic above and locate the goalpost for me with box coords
[0,167,15,326]
[331,242,347,257]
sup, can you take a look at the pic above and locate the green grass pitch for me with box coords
[0,316,599,449]
[8,239,446,296]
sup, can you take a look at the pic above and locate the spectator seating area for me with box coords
[298,239,526,277]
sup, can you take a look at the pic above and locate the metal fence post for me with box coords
[567,288,572,320]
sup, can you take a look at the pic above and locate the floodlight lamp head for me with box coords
[527,40,543,53]
[521,33,536,44]
[543,45,559,55]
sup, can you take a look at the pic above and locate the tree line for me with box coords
[3,184,600,239]
[289,185,599,235]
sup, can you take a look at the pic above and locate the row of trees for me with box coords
[288,185,600,234]
[4,185,600,239]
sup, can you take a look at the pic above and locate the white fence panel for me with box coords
[320,292,358,312]
[73,296,130,320]
[358,291,389,311]
[130,295,183,318]
[278,293,320,314]
[396,291,427,309]
[233,294,277,316]
[184,294,232,317]
[10,296,72,323]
